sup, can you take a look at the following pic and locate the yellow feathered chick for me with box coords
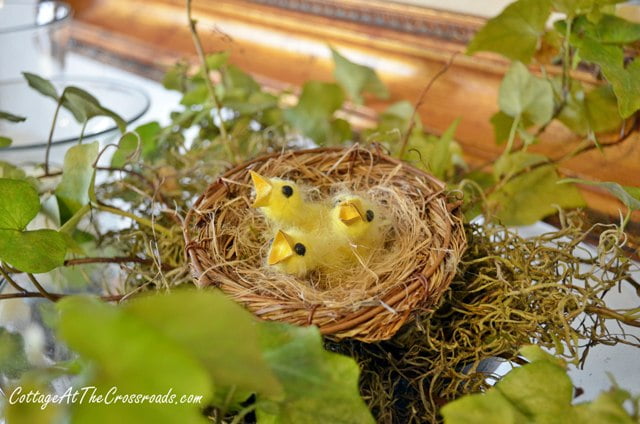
[250,171,325,231]
[330,194,385,258]
[267,229,327,277]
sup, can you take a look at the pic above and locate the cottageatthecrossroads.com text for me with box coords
[8,386,204,410]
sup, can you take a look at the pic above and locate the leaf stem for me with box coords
[94,202,174,236]
[501,113,521,158]
[26,273,57,302]
[60,203,91,234]
[230,404,258,424]
[0,266,28,293]
[44,98,64,174]
[78,119,89,144]
[562,16,574,103]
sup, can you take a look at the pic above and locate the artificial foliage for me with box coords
[1,0,640,423]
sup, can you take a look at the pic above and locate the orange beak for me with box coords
[268,230,295,265]
[250,170,272,208]
[338,199,365,226]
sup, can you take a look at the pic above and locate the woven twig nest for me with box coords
[184,146,466,342]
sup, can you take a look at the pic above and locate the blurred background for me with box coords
[49,0,640,227]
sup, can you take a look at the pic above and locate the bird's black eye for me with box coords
[282,185,293,197]
[366,210,375,222]
[294,243,306,256]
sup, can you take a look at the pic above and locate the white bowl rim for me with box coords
[0,75,151,151]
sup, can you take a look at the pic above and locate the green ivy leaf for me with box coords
[559,179,640,210]
[222,65,261,102]
[162,61,189,92]
[490,111,534,145]
[491,111,515,145]
[55,141,99,224]
[441,387,524,423]
[429,127,459,179]
[459,170,494,222]
[555,79,621,135]
[496,361,574,419]
[552,0,625,17]
[555,79,590,135]
[257,323,374,424]
[111,122,162,167]
[467,0,552,63]
[57,296,213,424]
[0,328,30,378]
[577,37,640,118]
[499,62,554,126]
[225,91,279,116]
[488,153,584,225]
[442,345,583,424]
[579,14,640,43]
[402,129,459,179]
[574,389,636,424]
[23,72,59,102]
[363,101,415,146]
[62,87,127,132]
[519,345,566,368]
[0,228,67,273]
[584,85,622,133]
[0,161,33,183]
[330,118,353,146]
[0,110,26,123]
[181,83,209,106]
[203,51,230,71]
[0,178,40,230]
[554,14,640,44]
[0,178,66,272]
[0,136,12,147]
[283,81,346,145]
[331,47,388,104]
[124,290,283,406]
[380,101,415,131]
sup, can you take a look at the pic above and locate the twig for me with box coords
[97,166,180,223]
[398,52,458,158]
[561,17,574,104]
[94,202,174,236]
[0,291,125,302]
[485,112,639,196]
[64,256,174,271]
[26,273,57,302]
[186,0,230,142]
[586,306,640,328]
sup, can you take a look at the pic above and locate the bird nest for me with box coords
[183,146,466,342]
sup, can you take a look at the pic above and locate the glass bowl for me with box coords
[0,1,73,80]
[0,76,150,166]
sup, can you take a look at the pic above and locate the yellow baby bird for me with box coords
[250,170,325,231]
[267,229,326,277]
[330,194,385,258]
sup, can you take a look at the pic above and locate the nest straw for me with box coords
[183,145,466,341]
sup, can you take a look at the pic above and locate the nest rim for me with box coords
[183,145,466,342]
